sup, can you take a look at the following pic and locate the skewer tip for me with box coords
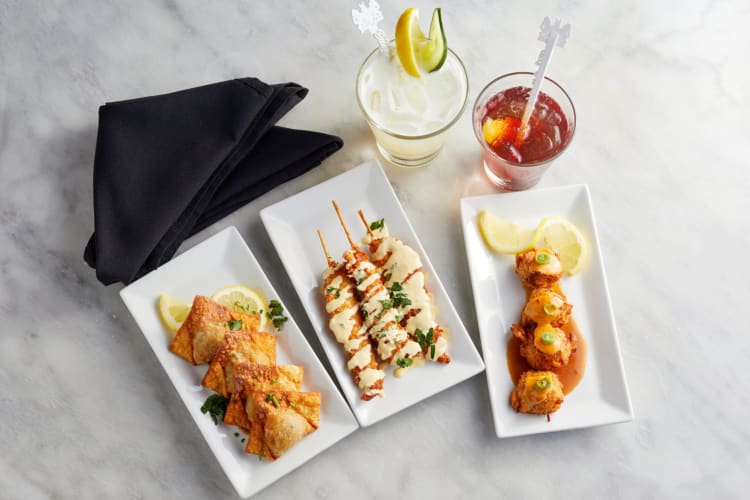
[358,209,373,236]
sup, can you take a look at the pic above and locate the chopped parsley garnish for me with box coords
[227,319,243,331]
[395,314,404,323]
[266,299,288,330]
[265,393,281,408]
[370,218,385,231]
[383,271,392,282]
[289,402,297,409]
[326,286,341,298]
[431,344,436,359]
[389,282,412,308]
[270,377,279,385]
[200,394,229,425]
[233,301,249,312]
[360,305,369,319]
[396,357,413,368]
[415,327,435,351]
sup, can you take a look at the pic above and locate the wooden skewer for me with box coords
[357,210,373,236]
[317,229,336,268]
[332,200,357,249]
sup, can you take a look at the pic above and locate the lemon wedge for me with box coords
[158,294,191,334]
[477,210,535,254]
[533,217,588,275]
[211,285,267,330]
[395,7,447,77]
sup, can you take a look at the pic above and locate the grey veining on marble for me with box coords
[1,0,748,498]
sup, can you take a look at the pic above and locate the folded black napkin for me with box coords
[84,78,342,285]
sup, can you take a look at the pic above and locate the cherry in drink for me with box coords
[473,72,576,190]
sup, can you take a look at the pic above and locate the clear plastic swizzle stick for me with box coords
[352,0,389,54]
[516,17,571,145]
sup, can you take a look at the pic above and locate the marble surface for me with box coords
[1,0,748,498]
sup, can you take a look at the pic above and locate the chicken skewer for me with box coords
[317,229,385,400]
[332,201,423,372]
[358,210,450,363]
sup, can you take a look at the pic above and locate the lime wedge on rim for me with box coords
[395,7,448,77]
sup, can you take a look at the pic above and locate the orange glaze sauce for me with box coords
[506,283,587,395]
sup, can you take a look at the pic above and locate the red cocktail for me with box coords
[473,72,576,190]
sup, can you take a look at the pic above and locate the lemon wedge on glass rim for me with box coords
[395,7,448,77]
[211,285,268,330]
[158,294,191,334]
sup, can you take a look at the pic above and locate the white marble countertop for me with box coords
[1,0,748,498]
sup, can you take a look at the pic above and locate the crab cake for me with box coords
[511,370,564,415]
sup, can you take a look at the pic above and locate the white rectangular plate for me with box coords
[120,227,359,498]
[460,185,633,438]
[260,161,485,427]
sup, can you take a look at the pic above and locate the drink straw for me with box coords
[516,17,571,144]
[352,0,390,54]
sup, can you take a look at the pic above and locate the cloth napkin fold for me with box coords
[84,78,342,285]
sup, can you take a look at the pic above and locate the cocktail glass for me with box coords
[356,44,469,168]
[473,72,576,190]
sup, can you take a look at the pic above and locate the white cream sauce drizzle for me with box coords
[344,250,421,367]
[365,226,448,361]
[322,265,384,395]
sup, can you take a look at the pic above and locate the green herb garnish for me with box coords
[200,394,229,425]
[326,286,341,298]
[430,344,436,359]
[384,271,392,282]
[227,319,243,331]
[389,282,412,308]
[265,393,281,408]
[396,357,413,368]
[289,402,297,408]
[370,218,385,231]
[266,299,288,330]
[233,301,249,312]
[270,377,279,385]
[415,327,435,350]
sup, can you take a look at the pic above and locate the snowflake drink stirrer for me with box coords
[352,0,389,53]
[517,17,571,144]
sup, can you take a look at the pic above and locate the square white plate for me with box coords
[120,227,359,498]
[260,161,485,427]
[460,185,633,438]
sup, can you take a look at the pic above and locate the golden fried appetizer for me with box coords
[201,331,277,397]
[511,370,564,416]
[521,287,572,330]
[361,214,450,364]
[245,390,321,461]
[169,295,261,365]
[223,362,303,431]
[515,248,563,289]
[512,323,574,370]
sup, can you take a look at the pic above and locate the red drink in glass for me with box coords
[473,72,575,190]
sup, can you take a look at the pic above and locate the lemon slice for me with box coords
[158,294,191,334]
[395,7,448,77]
[211,285,267,330]
[477,210,535,254]
[533,217,588,275]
